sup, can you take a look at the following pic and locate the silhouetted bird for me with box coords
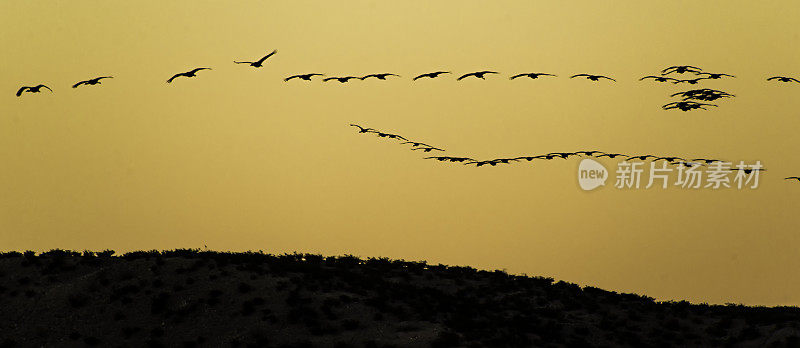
[492,158,520,164]
[16,84,53,96]
[692,158,721,164]
[654,156,686,162]
[457,71,499,80]
[234,50,277,67]
[323,76,359,83]
[785,177,800,181]
[401,141,435,148]
[661,66,703,75]
[411,146,444,152]
[466,160,499,167]
[425,156,475,163]
[167,68,211,83]
[574,150,604,156]
[732,168,765,175]
[375,132,407,141]
[571,74,616,82]
[596,153,626,159]
[662,101,717,111]
[513,156,540,161]
[285,73,324,82]
[349,124,377,133]
[640,76,679,83]
[361,73,400,80]
[672,77,710,85]
[697,72,735,79]
[626,155,657,161]
[767,76,800,83]
[547,152,577,159]
[509,73,556,80]
[72,76,113,88]
[672,89,734,102]
[413,71,450,80]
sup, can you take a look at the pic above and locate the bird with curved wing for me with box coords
[73,76,113,88]
[509,73,556,80]
[457,71,499,80]
[571,74,616,82]
[16,84,53,97]
[413,71,450,80]
[323,76,359,83]
[640,76,680,83]
[767,76,800,83]
[661,65,703,75]
[234,50,277,68]
[361,73,400,80]
[285,73,324,82]
[167,68,211,83]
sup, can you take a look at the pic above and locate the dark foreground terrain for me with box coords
[1,250,799,347]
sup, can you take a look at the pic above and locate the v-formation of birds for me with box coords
[348,123,772,176]
[17,50,799,103]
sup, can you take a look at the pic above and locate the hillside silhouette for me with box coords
[1,249,800,347]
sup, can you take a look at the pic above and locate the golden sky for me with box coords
[2,1,800,306]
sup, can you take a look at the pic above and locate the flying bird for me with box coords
[692,158,721,164]
[234,50,277,68]
[785,177,800,181]
[732,168,765,175]
[323,76,359,83]
[671,89,734,101]
[672,77,711,85]
[285,73,324,82]
[465,160,499,167]
[661,66,703,75]
[509,73,556,80]
[167,68,211,83]
[767,76,800,83]
[425,156,475,163]
[640,76,680,83]
[654,156,686,162]
[596,153,626,159]
[696,72,735,79]
[361,73,400,80]
[72,76,113,88]
[411,146,444,152]
[16,84,53,96]
[413,71,450,80]
[401,141,435,148]
[662,101,718,111]
[457,71,499,80]
[374,132,407,141]
[626,155,657,161]
[571,74,616,82]
[349,124,377,133]
[574,150,605,156]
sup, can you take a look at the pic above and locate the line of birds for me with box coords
[18,49,800,97]
[348,124,773,174]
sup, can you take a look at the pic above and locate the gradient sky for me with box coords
[2,1,800,306]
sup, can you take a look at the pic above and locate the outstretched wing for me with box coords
[255,50,277,64]
[509,74,526,80]
[167,73,183,83]
[16,86,28,96]
[190,67,211,74]
[72,81,86,88]
[233,61,253,64]
[600,76,616,81]
[571,74,590,78]
[457,73,473,80]
[40,85,53,92]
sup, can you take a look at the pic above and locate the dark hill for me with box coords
[1,249,799,347]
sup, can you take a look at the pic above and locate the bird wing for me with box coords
[233,61,253,64]
[767,76,781,81]
[600,76,616,81]
[255,50,277,64]
[72,81,86,88]
[167,73,182,83]
[509,74,526,80]
[16,87,28,96]
[190,67,211,74]
[41,85,53,92]
[284,75,297,81]
[571,74,589,78]
[457,73,473,80]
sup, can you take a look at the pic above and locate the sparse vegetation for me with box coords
[0,249,799,347]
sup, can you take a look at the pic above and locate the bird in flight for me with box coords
[349,124,377,133]
[401,141,435,148]
[457,71,499,80]
[425,156,475,163]
[767,76,800,83]
[361,73,400,80]
[626,154,657,161]
[672,77,711,85]
[661,66,703,75]
[731,168,765,175]
[640,76,680,83]
[696,72,735,79]
[596,153,626,159]
[323,76,359,83]
[167,68,211,83]
[692,158,721,164]
[413,71,450,80]
[16,84,53,96]
[285,73,324,82]
[72,76,113,88]
[785,177,800,181]
[411,146,444,152]
[672,89,734,102]
[547,152,578,159]
[662,101,718,111]
[375,132,407,141]
[574,150,605,156]
[571,74,616,82]
[234,50,277,68]
[509,73,556,80]
[654,156,686,162]
[465,160,500,167]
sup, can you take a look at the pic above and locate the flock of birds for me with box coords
[15,50,800,112]
[12,48,800,181]
[349,124,774,177]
